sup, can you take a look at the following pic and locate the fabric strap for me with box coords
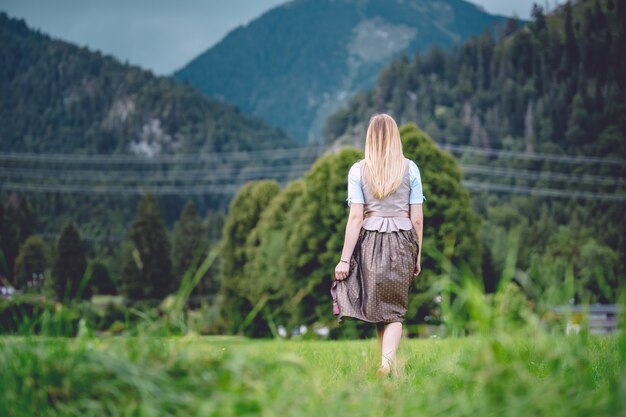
[365,211,409,218]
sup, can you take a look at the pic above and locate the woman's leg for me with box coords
[376,322,385,350]
[381,322,402,374]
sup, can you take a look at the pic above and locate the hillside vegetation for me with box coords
[0,13,292,155]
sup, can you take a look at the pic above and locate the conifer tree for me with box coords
[564,2,580,68]
[120,243,142,299]
[171,201,207,285]
[121,193,174,300]
[1,193,34,282]
[0,202,6,277]
[531,3,546,33]
[14,235,49,292]
[53,222,88,300]
[87,261,117,295]
[204,211,226,246]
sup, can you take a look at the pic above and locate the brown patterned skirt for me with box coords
[335,227,419,324]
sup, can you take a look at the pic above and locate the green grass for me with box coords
[2,235,624,416]
[1,331,624,417]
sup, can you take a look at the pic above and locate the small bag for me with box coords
[330,280,339,316]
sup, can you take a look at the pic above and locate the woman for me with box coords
[333,113,425,378]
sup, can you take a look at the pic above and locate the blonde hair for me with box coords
[362,113,405,199]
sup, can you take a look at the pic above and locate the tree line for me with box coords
[0,191,223,303]
[1,124,482,337]
[2,124,622,338]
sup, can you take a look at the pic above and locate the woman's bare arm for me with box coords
[409,203,423,276]
[335,203,364,280]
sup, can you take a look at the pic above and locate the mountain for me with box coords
[173,0,517,143]
[0,12,294,155]
[325,0,626,158]
[323,0,626,299]
[0,12,295,246]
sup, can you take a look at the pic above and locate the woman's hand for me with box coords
[413,253,421,277]
[335,261,350,281]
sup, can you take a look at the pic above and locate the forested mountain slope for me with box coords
[0,13,295,245]
[326,1,626,157]
[0,13,293,155]
[174,0,516,143]
[326,0,625,159]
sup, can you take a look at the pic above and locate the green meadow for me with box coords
[1,329,624,417]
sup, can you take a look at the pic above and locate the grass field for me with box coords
[1,329,624,417]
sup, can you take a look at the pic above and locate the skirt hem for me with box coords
[337,313,404,325]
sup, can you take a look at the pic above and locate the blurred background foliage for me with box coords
[3,122,622,339]
[0,0,624,339]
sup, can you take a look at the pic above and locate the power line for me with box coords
[0,164,314,183]
[461,165,626,186]
[0,146,328,164]
[2,145,625,200]
[1,143,625,166]
[0,182,289,195]
[462,181,626,202]
[3,162,624,187]
[441,144,626,166]
[3,179,625,202]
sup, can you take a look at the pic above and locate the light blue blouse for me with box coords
[346,158,426,206]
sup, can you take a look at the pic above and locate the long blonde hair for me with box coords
[362,113,405,199]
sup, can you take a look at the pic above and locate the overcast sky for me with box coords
[0,0,554,75]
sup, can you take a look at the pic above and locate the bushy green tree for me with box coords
[400,123,483,324]
[121,193,174,300]
[218,180,281,334]
[480,205,529,292]
[277,147,364,328]
[241,180,306,334]
[526,225,623,305]
[53,222,88,300]
[14,235,49,292]
[401,123,483,274]
[222,123,482,336]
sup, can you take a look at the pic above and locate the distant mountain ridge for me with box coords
[174,0,519,143]
[0,12,294,155]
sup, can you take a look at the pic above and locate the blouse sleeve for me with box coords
[408,160,426,204]
[346,161,365,206]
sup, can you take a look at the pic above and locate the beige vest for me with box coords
[360,158,413,232]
